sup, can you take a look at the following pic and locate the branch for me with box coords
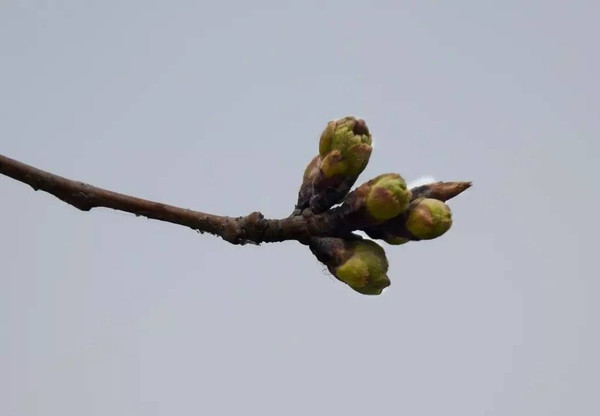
[0,153,334,244]
[0,153,470,245]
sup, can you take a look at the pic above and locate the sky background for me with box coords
[1,1,599,415]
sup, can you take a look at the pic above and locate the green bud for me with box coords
[319,117,372,157]
[406,198,452,240]
[310,237,390,295]
[334,240,390,295]
[295,117,374,214]
[342,173,412,227]
[365,174,412,221]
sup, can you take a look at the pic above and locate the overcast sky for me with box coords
[1,1,599,415]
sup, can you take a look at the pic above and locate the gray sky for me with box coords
[1,1,599,415]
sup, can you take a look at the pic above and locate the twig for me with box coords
[0,153,470,245]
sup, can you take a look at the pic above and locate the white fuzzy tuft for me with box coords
[408,176,436,189]
[354,230,374,241]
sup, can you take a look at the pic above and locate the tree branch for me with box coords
[0,153,470,245]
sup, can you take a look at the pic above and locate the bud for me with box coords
[295,117,373,214]
[309,237,390,295]
[328,117,372,177]
[319,117,371,158]
[342,173,412,226]
[365,174,412,221]
[405,198,452,240]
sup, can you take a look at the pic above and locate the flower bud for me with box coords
[295,117,373,214]
[320,117,372,157]
[365,174,412,221]
[309,237,390,295]
[319,117,373,178]
[405,198,452,240]
[341,173,412,227]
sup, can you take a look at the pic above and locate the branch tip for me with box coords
[410,181,472,202]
